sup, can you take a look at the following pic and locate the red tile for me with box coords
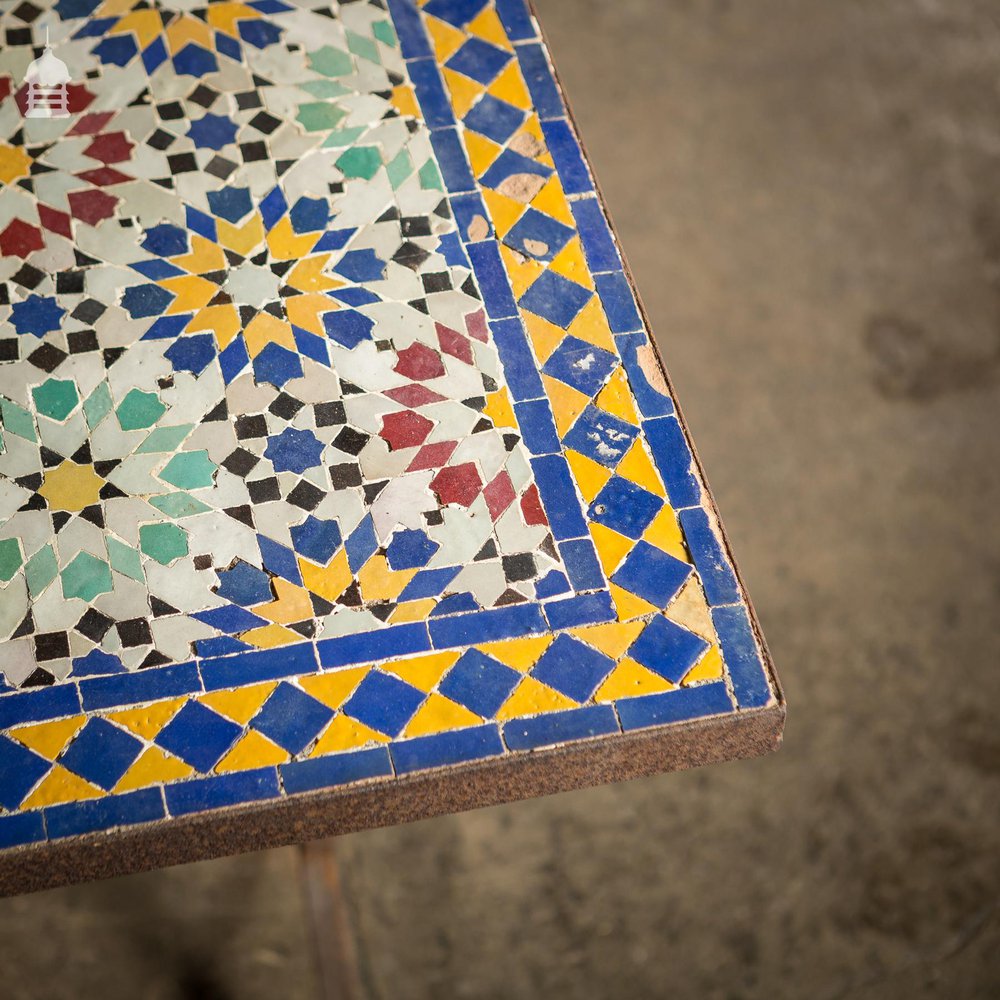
[380,410,434,450]
[68,189,119,225]
[394,342,445,381]
[384,383,446,407]
[0,219,44,258]
[484,470,515,520]
[38,205,72,240]
[430,462,483,507]
[406,440,458,472]
[520,483,547,526]
[465,308,488,343]
[82,132,135,165]
[437,322,474,365]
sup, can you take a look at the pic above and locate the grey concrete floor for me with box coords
[2,1,999,997]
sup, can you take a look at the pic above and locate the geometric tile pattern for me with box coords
[0,0,776,856]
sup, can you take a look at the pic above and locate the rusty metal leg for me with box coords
[299,840,365,1000]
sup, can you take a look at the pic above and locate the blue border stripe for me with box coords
[0,684,81,728]
[515,42,563,120]
[429,603,547,647]
[319,623,431,668]
[504,704,619,750]
[711,605,772,708]
[617,682,734,731]
[391,723,504,774]
[44,787,165,840]
[678,507,741,606]
[165,767,281,817]
[281,746,394,795]
[200,643,319,692]
[80,661,201,711]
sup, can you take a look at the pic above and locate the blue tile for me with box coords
[428,602,547,647]
[612,540,691,609]
[468,242,518,319]
[408,57,455,129]
[155,701,242,773]
[480,148,552,191]
[643,416,701,508]
[570,196,619,273]
[627,616,709,683]
[429,128,476,193]
[423,0,490,29]
[281,746,393,795]
[438,650,519,718]
[464,94,525,144]
[532,633,614,701]
[398,565,463,602]
[588,476,663,539]
[391,724,504,774]
[543,590,615,630]
[200,642,318,691]
[594,271,642,333]
[79,660,201,711]
[617,681,734,731]
[251,682,334,755]
[345,515,378,574]
[529,455,587,539]
[318,623,431,668]
[59,718,143,791]
[386,528,439,570]
[678,507,741,606]
[489,318,545,399]
[451,191,492,243]
[711,604,772,708]
[0,811,45,850]
[615,333,674,418]
[535,569,570,598]
[431,593,480,616]
[515,43,563,120]
[562,405,639,469]
[0,684,81,728]
[386,0,432,58]
[539,118,592,194]
[519,270,592,328]
[446,37,512,84]
[165,768,280,817]
[45,788,165,840]
[290,515,342,566]
[0,734,50,810]
[258,534,303,586]
[504,208,575,264]
[513,399,560,455]
[504,704,618,751]
[341,671,425,737]
[496,0,536,40]
[558,538,605,590]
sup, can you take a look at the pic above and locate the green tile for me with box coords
[386,148,413,190]
[418,158,444,191]
[347,30,380,65]
[158,450,217,490]
[337,146,382,180]
[83,382,113,429]
[25,544,57,596]
[32,379,79,421]
[150,492,212,518]
[139,523,189,566]
[372,19,396,47]
[136,425,194,454]
[296,101,348,133]
[309,44,353,77]
[62,551,113,602]
[0,538,22,582]
[107,537,144,582]
[117,388,166,431]
[0,399,36,441]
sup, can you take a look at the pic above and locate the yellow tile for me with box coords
[568,296,617,353]
[596,367,641,427]
[542,376,589,440]
[530,173,575,226]
[610,582,656,621]
[487,60,531,110]
[158,274,216,314]
[513,113,545,150]
[549,236,594,290]
[499,242,543,295]
[389,598,437,623]
[642,506,689,563]
[590,522,633,576]
[286,255,339,294]
[240,623,302,649]
[523,311,566,364]
[21,765,101,810]
[667,577,715,640]
[243,311,296,357]
[286,291,339,336]
[465,130,502,176]
[390,83,420,118]
[565,447,612,503]
[114,746,193,792]
[357,554,417,603]
[571,620,645,660]
[616,439,662,497]
[497,676,575,720]
[383,651,461,692]
[216,215,264,256]
[205,3,251,36]
[299,548,352,603]
[594,658,675,702]
[683,645,725,684]
[300,667,370,710]
[483,387,517,430]
[188,303,240,349]
[311,713,388,756]
[478,635,553,672]
[468,6,514,50]
[106,698,186,740]
[485,191,527,239]
[0,144,32,185]
[216,730,288,773]
[166,15,212,53]
[426,14,466,62]
[404,693,481,737]
[39,462,103,512]
[255,577,314,625]
[10,716,86,760]
[199,682,276,725]
[266,215,319,260]
[173,233,226,275]
[441,67,483,117]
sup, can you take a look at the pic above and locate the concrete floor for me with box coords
[2,1,999,997]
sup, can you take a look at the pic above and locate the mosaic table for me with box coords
[0,0,783,895]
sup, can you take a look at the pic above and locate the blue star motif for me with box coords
[10,295,64,338]
[187,113,238,151]
[264,427,325,474]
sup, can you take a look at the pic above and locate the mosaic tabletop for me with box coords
[0,0,782,893]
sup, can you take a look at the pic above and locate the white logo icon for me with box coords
[24,27,71,120]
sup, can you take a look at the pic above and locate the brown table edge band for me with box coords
[0,704,784,896]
